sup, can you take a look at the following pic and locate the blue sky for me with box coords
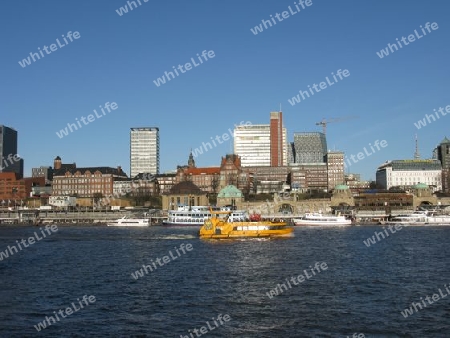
[1,0,449,180]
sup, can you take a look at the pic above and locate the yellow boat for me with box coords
[199,210,294,239]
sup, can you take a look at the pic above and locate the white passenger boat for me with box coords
[293,213,352,226]
[107,215,150,227]
[163,206,248,226]
[388,210,450,226]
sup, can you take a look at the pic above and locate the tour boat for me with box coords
[162,206,238,226]
[387,210,450,226]
[293,213,352,226]
[199,210,294,239]
[107,215,149,227]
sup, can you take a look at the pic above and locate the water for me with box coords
[1,225,450,337]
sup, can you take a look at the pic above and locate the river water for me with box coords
[0,225,449,337]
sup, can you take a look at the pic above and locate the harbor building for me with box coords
[0,125,24,178]
[293,132,327,164]
[162,181,208,210]
[52,156,128,198]
[130,127,160,177]
[376,159,442,192]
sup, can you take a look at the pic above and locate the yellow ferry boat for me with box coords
[199,210,294,239]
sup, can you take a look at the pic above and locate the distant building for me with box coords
[376,159,442,191]
[234,112,287,167]
[326,151,345,191]
[293,132,327,164]
[130,127,160,177]
[435,137,450,192]
[234,124,271,166]
[162,181,208,210]
[0,125,24,177]
[32,166,53,183]
[52,156,128,198]
[270,111,287,166]
[0,172,26,202]
[155,173,177,194]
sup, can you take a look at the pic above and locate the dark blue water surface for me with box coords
[1,224,450,337]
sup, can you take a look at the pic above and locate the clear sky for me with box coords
[1,0,449,181]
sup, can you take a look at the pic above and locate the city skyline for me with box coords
[2,1,449,181]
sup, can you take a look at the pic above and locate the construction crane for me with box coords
[315,116,358,135]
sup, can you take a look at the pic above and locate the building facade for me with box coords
[130,127,160,177]
[52,157,128,197]
[376,159,442,191]
[326,151,345,191]
[436,137,450,192]
[269,112,287,166]
[0,125,24,177]
[293,132,327,164]
[0,172,26,203]
[234,124,271,166]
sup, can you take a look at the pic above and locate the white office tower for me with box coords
[130,127,160,178]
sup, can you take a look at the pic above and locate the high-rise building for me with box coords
[435,137,450,192]
[0,125,23,177]
[130,127,160,178]
[234,112,287,167]
[270,112,287,166]
[293,132,327,164]
[234,124,271,167]
[326,151,345,190]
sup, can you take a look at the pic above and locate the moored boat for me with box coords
[293,213,352,226]
[107,215,149,227]
[199,210,294,239]
[387,210,450,226]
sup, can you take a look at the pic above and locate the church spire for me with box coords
[188,149,196,168]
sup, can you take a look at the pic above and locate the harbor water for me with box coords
[1,225,450,337]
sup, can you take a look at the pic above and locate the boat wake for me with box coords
[153,234,197,240]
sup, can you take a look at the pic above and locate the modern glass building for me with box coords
[293,132,327,164]
[130,127,160,178]
[0,125,23,177]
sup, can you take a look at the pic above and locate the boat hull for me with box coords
[199,220,294,239]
